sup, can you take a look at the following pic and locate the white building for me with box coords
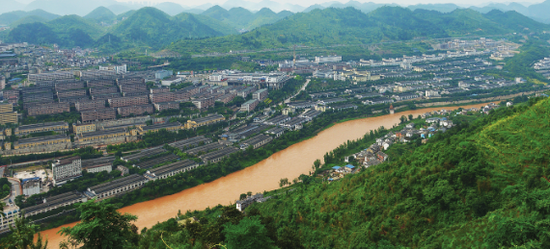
[84,164,112,174]
[99,64,127,74]
[52,156,82,186]
[314,55,342,64]
[161,76,182,86]
[22,177,41,196]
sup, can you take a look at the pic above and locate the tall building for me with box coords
[52,156,82,186]
[252,89,268,101]
[155,70,173,80]
[314,55,342,64]
[99,64,127,74]
[0,103,17,124]
[0,75,5,90]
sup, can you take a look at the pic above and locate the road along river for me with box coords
[40,103,490,247]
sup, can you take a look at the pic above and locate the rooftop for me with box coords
[88,174,147,195]
[17,121,68,131]
[148,159,198,176]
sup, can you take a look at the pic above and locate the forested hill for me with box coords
[168,6,550,54]
[139,97,550,248]
[109,7,223,48]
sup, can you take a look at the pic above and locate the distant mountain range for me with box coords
[167,7,550,55]
[2,3,550,53]
[2,0,550,24]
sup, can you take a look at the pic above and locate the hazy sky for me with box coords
[116,0,543,7]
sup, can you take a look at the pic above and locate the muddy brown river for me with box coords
[40,103,489,247]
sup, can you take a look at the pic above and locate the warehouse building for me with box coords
[108,95,149,108]
[86,174,148,200]
[145,159,199,180]
[22,191,87,217]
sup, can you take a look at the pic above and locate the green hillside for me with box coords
[110,7,223,48]
[168,6,549,55]
[84,6,117,24]
[135,96,550,248]
[0,9,59,25]
[47,15,104,39]
[10,15,48,27]
[175,13,238,36]
[201,5,294,30]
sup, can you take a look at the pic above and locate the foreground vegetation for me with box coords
[123,97,550,248]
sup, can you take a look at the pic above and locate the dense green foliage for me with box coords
[201,6,292,30]
[133,97,550,248]
[0,178,11,200]
[110,7,222,48]
[59,200,139,249]
[0,217,48,249]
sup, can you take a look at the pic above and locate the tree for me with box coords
[400,115,407,124]
[224,216,276,249]
[247,191,252,197]
[3,216,48,249]
[59,200,138,249]
[313,159,321,169]
[408,114,413,121]
[240,193,248,200]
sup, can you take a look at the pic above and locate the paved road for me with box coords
[284,79,311,105]
[4,178,21,206]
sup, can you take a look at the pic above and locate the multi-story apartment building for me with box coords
[184,114,225,129]
[119,83,147,93]
[99,64,127,74]
[79,70,116,79]
[108,95,149,108]
[55,82,85,91]
[75,99,107,112]
[27,102,70,116]
[92,93,121,100]
[252,89,268,101]
[314,55,343,64]
[240,99,259,112]
[15,121,69,136]
[87,80,116,88]
[117,104,154,117]
[154,102,179,112]
[0,75,5,90]
[149,92,175,103]
[13,135,70,150]
[28,71,74,83]
[150,88,170,94]
[192,97,215,110]
[52,156,82,186]
[80,108,116,123]
[216,93,237,104]
[237,87,256,98]
[117,78,145,85]
[57,89,87,99]
[89,86,118,95]
[0,103,17,124]
[72,123,96,134]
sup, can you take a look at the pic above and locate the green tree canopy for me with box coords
[223,216,276,249]
[59,200,138,249]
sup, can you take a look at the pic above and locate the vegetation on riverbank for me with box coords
[120,96,550,248]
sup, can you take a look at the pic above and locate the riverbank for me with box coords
[38,102,494,247]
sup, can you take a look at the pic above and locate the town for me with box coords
[0,36,547,234]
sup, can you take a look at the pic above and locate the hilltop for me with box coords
[84,6,117,24]
[137,96,550,248]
